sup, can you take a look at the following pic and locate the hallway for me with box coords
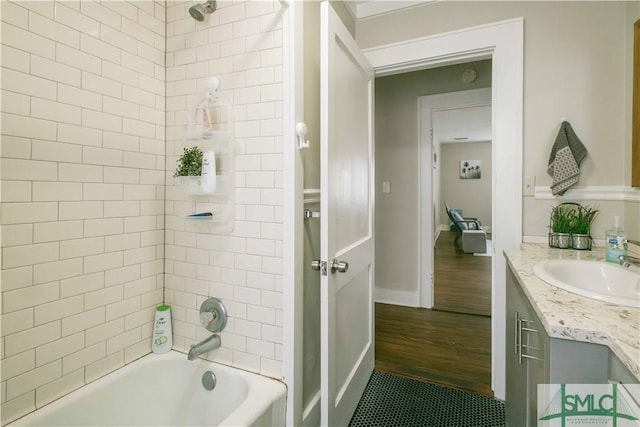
[374,231,493,396]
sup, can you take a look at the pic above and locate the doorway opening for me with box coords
[419,87,492,315]
[373,63,493,396]
[361,17,524,403]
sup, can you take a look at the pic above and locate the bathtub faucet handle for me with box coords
[200,311,216,325]
[199,298,228,333]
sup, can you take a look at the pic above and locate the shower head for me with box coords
[189,0,217,22]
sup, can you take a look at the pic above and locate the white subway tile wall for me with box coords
[165,0,283,380]
[1,1,166,424]
[1,0,284,424]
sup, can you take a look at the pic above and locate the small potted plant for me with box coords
[569,204,599,250]
[549,204,575,249]
[173,146,203,194]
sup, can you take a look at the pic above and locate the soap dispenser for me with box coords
[605,216,627,263]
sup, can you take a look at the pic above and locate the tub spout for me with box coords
[188,334,221,361]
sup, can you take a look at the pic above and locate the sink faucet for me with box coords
[188,334,221,360]
[618,239,640,268]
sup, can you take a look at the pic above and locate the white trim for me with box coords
[522,235,547,244]
[534,186,640,202]
[375,287,420,307]
[282,2,303,426]
[303,188,321,204]
[364,17,524,400]
[438,224,450,233]
[418,88,492,310]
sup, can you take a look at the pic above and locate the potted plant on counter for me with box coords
[569,204,599,250]
[548,203,575,249]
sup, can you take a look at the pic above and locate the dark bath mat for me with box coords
[349,371,505,427]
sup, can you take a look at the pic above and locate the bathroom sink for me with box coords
[532,260,640,308]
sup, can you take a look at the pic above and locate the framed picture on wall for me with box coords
[460,160,481,179]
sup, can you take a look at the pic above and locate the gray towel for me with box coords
[547,121,588,196]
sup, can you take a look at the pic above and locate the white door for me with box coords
[320,2,375,426]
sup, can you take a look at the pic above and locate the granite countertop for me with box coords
[504,243,640,380]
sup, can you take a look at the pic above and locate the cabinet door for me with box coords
[523,299,548,427]
[505,269,528,427]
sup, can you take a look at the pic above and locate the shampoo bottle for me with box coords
[605,216,627,263]
[152,305,172,354]
[200,150,216,193]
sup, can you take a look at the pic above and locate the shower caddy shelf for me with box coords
[178,131,234,234]
[175,77,235,235]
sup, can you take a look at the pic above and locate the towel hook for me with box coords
[296,122,310,150]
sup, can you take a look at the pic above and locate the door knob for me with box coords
[331,259,349,274]
[311,260,322,271]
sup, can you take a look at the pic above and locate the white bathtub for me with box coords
[9,351,286,426]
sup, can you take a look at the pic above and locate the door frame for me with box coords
[418,88,492,309]
[282,1,304,426]
[364,17,523,401]
[283,15,523,425]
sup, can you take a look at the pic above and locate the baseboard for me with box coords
[375,287,419,307]
[522,235,547,244]
[434,227,441,243]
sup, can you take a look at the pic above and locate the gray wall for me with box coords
[441,142,492,230]
[374,61,491,298]
[302,0,321,416]
[359,1,639,239]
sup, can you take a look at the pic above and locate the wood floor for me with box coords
[434,230,491,316]
[374,230,493,397]
[375,304,492,397]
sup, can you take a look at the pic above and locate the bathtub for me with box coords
[9,351,286,426]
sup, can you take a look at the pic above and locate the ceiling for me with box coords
[344,1,436,20]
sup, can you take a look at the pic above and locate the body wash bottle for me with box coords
[152,305,172,354]
[605,216,627,263]
[200,150,216,193]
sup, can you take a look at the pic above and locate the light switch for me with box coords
[382,181,391,193]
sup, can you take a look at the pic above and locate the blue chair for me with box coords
[444,202,486,253]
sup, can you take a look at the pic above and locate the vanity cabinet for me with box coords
[506,267,547,427]
[505,266,638,427]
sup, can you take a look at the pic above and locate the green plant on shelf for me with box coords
[173,146,203,177]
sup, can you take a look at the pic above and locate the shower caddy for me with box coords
[177,77,235,235]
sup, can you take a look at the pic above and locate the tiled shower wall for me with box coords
[164,0,284,378]
[0,1,166,424]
